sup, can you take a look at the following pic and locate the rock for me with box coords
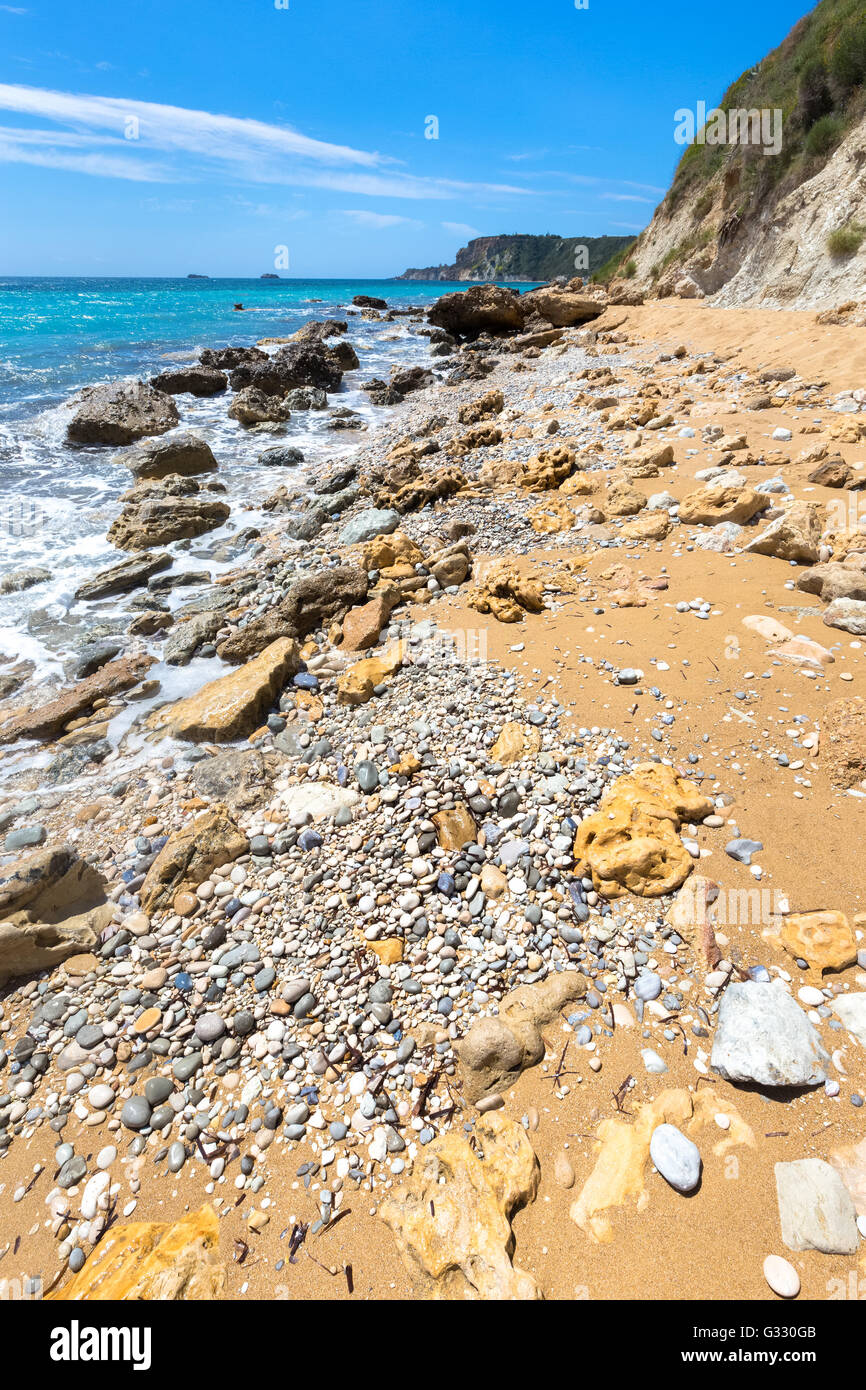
[742,502,824,564]
[457,389,504,425]
[520,287,604,327]
[742,614,794,643]
[259,444,305,467]
[520,445,575,491]
[604,479,646,517]
[798,557,866,604]
[763,1255,801,1299]
[280,564,369,639]
[148,638,300,742]
[150,366,227,396]
[780,912,857,976]
[353,294,387,309]
[808,457,853,487]
[67,380,179,446]
[341,591,399,652]
[0,653,152,744]
[108,494,230,551]
[432,804,478,850]
[0,567,51,594]
[832,993,866,1047]
[75,552,172,601]
[427,285,526,341]
[467,559,546,624]
[229,341,344,394]
[190,748,274,812]
[336,640,405,705]
[554,1152,575,1189]
[140,805,246,912]
[379,1111,540,1299]
[823,598,866,634]
[573,763,713,898]
[0,846,112,986]
[118,432,218,481]
[381,465,467,514]
[570,1088,753,1244]
[668,877,721,971]
[489,722,542,766]
[164,612,222,666]
[822,696,866,789]
[710,982,830,1088]
[774,1159,858,1254]
[361,531,425,572]
[200,346,267,369]
[279,784,361,821]
[621,511,671,541]
[458,972,587,1102]
[829,1134,866,1217]
[215,611,295,664]
[49,1205,226,1300]
[649,1124,702,1192]
[228,387,292,426]
[338,509,400,547]
[768,635,835,668]
[678,485,769,527]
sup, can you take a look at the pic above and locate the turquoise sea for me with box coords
[0,276,537,675]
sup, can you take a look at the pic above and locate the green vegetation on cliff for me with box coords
[399,233,635,282]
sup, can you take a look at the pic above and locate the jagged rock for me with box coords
[519,445,575,491]
[379,1112,540,1300]
[780,911,858,976]
[448,424,502,457]
[383,466,467,514]
[389,365,435,396]
[528,497,575,532]
[489,722,542,766]
[228,387,292,426]
[75,552,172,601]
[189,748,275,811]
[353,294,387,309]
[823,597,866,634]
[742,501,824,563]
[570,1089,754,1244]
[457,389,504,424]
[520,286,604,327]
[809,457,853,487]
[67,380,179,446]
[150,366,227,396]
[164,612,222,665]
[603,479,646,517]
[200,345,267,369]
[360,532,426,572]
[140,806,247,911]
[432,804,478,850]
[679,485,770,526]
[288,318,347,342]
[229,342,344,394]
[148,638,299,742]
[336,640,405,705]
[797,556,866,603]
[573,763,713,898]
[458,972,587,1102]
[108,494,230,551]
[822,696,866,789]
[668,876,722,971]
[467,559,546,624]
[775,1160,858,1255]
[341,590,400,651]
[427,285,526,341]
[0,653,152,744]
[281,564,369,637]
[118,433,218,481]
[0,567,51,594]
[710,981,830,1088]
[0,846,113,986]
[49,1205,226,1301]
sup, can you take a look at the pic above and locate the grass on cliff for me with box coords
[827,220,866,256]
[665,0,866,221]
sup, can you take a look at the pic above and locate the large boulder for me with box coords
[227,387,291,426]
[108,488,230,550]
[49,1205,226,1302]
[0,846,113,985]
[229,342,344,395]
[67,380,179,446]
[118,432,218,481]
[679,485,770,527]
[147,637,299,742]
[710,981,830,1088]
[353,294,387,309]
[282,564,369,637]
[0,653,152,744]
[200,345,267,369]
[380,1112,540,1300]
[742,501,824,564]
[140,805,247,911]
[520,286,604,327]
[823,597,866,634]
[75,552,172,600]
[150,366,227,396]
[427,285,526,341]
[797,555,866,603]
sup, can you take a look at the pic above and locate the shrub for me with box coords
[806,112,844,156]
[827,221,866,257]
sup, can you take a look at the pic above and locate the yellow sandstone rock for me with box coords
[432,803,478,850]
[489,721,542,766]
[380,1111,541,1299]
[148,638,299,743]
[140,804,246,912]
[780,911,858,977]
[467,559,546,624]
[50,1205,226,1301]
[336,640,406,705]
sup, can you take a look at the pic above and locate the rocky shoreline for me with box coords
[1,280,866,1301]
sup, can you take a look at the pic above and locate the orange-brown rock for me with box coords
[528,497,575,532]
[361,531,425,571]
[822,696,866,789]
[559,469,596,496]
[573,764,713,898]
[457,389,504,424]
[49,1205,225,1301]
[448,424,502,457]
[603,479,645,517]
[336,640,405,705]
[519,444,575,491]
[0,653,153,745]
[678,485,769,527]
[0,846,113,986]
[467,560,545,624]
[489,721,542,767]
[341,589,400,652]
[620,511,670,541]
[140,805,246,912]
[780,911,858,977]
[148,638,299,742]
[433,803,477,850]
[380,1111,541,1299]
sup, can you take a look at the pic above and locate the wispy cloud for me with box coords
[442,221,480,238]
[340,209,422,229]
[0,5,29,12]
[601,192,654,204]
[0,83,532,201]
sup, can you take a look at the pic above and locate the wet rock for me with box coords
[75,552,172,601]
[148,638,299,742]
[0,567,51,595]
[150,366,227,396]
[108,494,230,551]
[67,380,179,446]
[228,387,292,426]
[119,432,218,481]
[0,653,152,744]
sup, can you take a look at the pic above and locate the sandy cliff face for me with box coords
[629,113,866,310]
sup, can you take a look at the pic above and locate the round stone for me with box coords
[134,1007,161,1034]
[763,1254,800,1299]
[144,1076,173,1105]
[195,1013,226,1043]
[120,1097,152,1131]
[649,1123,701,1193]
[635,973,662,1002]
[87,1085,115,1110]
[168,1142,187,1173]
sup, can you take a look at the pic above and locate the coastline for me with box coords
[1,286,865,1302]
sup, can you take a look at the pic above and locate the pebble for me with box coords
[649,1124,702,1193]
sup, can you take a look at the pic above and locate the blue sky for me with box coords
[0,0,815,277]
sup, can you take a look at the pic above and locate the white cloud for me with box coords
[340,210,421,229]
[0,83,532,201]
[0,5,29,12]
[442,221,480,238]
[601,192,654,204]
